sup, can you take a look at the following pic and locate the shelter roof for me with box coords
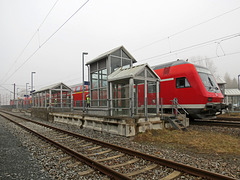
[225,89,240,96]
[108,63,160,82]
[34,82,72,93]
[86,46,137,65]
[216,77,226,84]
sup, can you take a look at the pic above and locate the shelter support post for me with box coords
[71,91,73,110]
[144,78,148,121]
[109,82,113,116]
[49,90,52,108]
[129,78,134,117]
[156,80,160,114]
[60,84,63,108]
[45,91,47,108]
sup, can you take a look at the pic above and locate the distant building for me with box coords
[216,77,240,110]
[225,89,240,109]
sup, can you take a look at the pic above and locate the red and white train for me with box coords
[151,60,226,119]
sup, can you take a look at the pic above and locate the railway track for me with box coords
[0,110,236,180]
[191,118,240,128]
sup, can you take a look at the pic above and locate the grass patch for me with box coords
[134,129,240,155]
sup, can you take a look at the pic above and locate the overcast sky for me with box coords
[0,0,240,103]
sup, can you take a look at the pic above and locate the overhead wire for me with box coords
[133,5,240,52]
[191,50,240,63]
[138,32,240,62]
[2,0,90,85]
[0,0,60,84]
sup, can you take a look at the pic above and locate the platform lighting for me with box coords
[26,83,29,96]
[82,52,88,112]
[238,74,240,90]
[31,72,36,94]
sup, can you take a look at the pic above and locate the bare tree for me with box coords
[189,56,217,76]
[224,73,238,88]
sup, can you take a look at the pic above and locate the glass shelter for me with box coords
[86,46,137,109]
[108,64,160,117]
[32,82,72,110]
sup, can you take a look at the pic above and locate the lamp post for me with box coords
[82,52,88,112]
[238,74,240,90]
[26,83,29,97]
[31,72,36,95]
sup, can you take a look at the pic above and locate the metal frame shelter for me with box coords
[108,63,160,118]
[85,46,137,115]
[225,88,240,110]
[32,82,72,110]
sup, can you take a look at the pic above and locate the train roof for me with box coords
[152,60,191,70]
[152,60,210,71]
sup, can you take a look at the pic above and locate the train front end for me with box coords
[195,65,227,118]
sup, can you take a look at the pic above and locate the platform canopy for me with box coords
[108,63,160,118]
[224,88,240,108]
[32,82,72,109]
[225,89,240,96]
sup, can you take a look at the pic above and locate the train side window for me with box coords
[76,86,80,92]
[176,77,191,88]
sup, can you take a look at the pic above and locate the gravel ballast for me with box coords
[0,116,51,180]
[1,112,239,179]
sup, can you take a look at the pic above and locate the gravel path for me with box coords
[0,116,51,180]
[1,112,240,179]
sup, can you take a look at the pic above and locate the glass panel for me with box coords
[185,78,191,87]
[99,88,107,106]
[176,77,191,88]
[76,86,80,92]
[111,56,121,73]
[138,71,144,77]
[112,84,129,108]
[99,69,107,88]
[112,49,121,56]
[99,58,106,69]
[91,100,98,106]
[91,71,98,89]
[198,73,220,93]
[91,62,97,72]
[147,70,154,78]
[122,59,131,69]
[148,82,156,93]
[122,51,130,59]
[91,89,98,106]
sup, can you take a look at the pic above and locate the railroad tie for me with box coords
[160,170,182,180]
[59,156,72,163]
[78,168,94,176]
[125,164,158,177]
[110,158,139,168]
[96,153,124,162]
[67,161,82,168]
[87,149,112,157]
[78,142,93,147]
[87,146,102,151]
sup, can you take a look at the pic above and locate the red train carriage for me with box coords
[71,84,90,107]
[151,60,226,120]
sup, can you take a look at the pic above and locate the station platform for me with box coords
[48,112,189,137]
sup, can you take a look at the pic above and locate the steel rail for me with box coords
[1,111,236,180]
[0,112,131,180]
[215,117,240,121]
[191,120,240,128]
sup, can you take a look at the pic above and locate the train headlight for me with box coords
[208,97,213,102]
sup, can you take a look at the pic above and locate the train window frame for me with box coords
[176,77,191,88]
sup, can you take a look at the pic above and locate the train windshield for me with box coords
[196,67,220,93]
